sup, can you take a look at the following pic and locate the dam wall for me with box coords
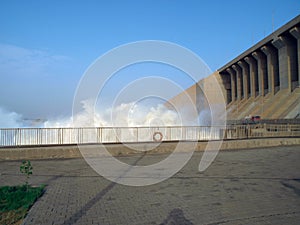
[169,15,300,120]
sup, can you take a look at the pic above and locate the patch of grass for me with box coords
[0,185,45,225]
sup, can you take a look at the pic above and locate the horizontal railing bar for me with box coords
[0,125,226,130]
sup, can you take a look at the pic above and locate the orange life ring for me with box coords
[153,131,163,142]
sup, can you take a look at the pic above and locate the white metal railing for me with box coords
[0,126,222,147]
[224,124,300,139]
[0,124,299,147]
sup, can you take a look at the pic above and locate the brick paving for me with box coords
[0,145,300,225]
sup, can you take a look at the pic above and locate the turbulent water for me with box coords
[0,98,222,146]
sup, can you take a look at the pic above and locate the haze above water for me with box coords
[0,99,212,128]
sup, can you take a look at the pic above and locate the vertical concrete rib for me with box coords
[226,68,236,102]
[232,64,243,100]
[220,73,232,104]
[244,56,258,98]
[289,26,300,88]
[237,60,250,99]
[272,34,298,92]
[252,51,268,96]
[261,44,279,95]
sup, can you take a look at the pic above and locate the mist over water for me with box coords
[0,101,224,147]
[0,107,22,128]
[45,100,183,128]
[0,100,193,128]
[0,98,220,129]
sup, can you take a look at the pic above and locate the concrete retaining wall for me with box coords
[0,137,299,160]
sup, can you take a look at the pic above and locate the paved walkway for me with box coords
[1,145,300,225]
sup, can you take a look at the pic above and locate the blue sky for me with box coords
[0,0,299,119]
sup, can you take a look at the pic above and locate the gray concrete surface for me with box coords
[1,145,300,225]
[2,138,300,161]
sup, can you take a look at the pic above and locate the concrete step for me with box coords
[282,99,300,118]
[240,101,257,119]
[276,88,300,118]
[227,98,248,115]
[228,93,272,120]
[226,88,299,120]
[231,98,255,118]
[226,104,237,120]
[231,98,256,119]
[258,89,290,118]
[248,93,274,118]
[235,92,273,120]
[247,96,265,117]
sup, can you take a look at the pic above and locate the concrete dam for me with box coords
[169,15,300,121]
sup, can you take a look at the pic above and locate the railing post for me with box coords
[17,128,20,146]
